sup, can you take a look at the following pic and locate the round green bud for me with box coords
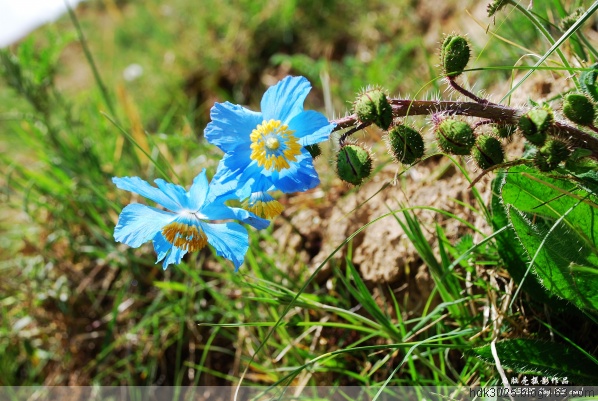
[441,35,470,77]
[305,144,322,159]
[336,144,373,186]
[353,88,393,130]
[472,135,504,170]
[386,124,425,165]
[491,124,516,139]
[435,118,476,155]
[518,107,553,146]
[562,93,595,126]
[534,139,571,172]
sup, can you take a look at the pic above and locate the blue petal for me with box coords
[261,76,311,124]
[113,176,183,211]
[154,179,191,210]
[212,155,268,200]
[187,169,210,211]
[152,232,187,269]
[201,222,249,271]
[201,198,270,230]
[204,102,262,153]
[210,149,254,185]
[288,110,336,146]
[271,150,320,193]
[114,203,175,248]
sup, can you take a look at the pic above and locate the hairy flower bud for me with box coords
[353,88,393,130]
[560,8,584,32]
[435,118,475,155]
[562,93,595,126]
[472,135,504,170]
[518,107,553,146]
[386,124,425,165]
[305,144,322,159]
[336,144,373,186]
[440,35,470,77]
[487,0,508,17]
[534,139,571,172]
[491,124,516,139]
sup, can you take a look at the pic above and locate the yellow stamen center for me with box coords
[161,221,208,252]
[250,119,302,171]
[247,199,284,219]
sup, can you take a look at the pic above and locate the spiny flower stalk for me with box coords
[330,99,598,160]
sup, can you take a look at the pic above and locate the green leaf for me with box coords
[490,173,557,304]
[472,339,598,384]
[153,281,188,293]
[580,62,598,103]
[501,165,598,310]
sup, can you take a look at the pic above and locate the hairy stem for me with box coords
[448,77,489,105]
[331,99,598,159]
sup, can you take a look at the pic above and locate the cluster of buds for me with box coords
[331,31,598,185]
[335,88,426,185]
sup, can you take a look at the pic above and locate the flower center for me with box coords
[161,221,208,252]
[265,137,280,150]
[250,119,302,171]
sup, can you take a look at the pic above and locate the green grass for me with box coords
[1,0,598,389]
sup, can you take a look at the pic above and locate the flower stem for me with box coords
[331,99,598,159]
[448,77,489,105]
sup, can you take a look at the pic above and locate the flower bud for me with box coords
[518,107,553,146]
[440,35,470,77]
[435,118,475,155]
[560,8,584,32]
[491,124,515,139]
[336,144,373,186]
[562,93,595,126]
[353,88,393,130]
[487,0,508,17]
[472,135,504,170]
[386,124,425,165]
[534,139,571,172]
[305,144,322,159]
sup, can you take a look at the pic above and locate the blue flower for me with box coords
[205,76,336,208]
[112,169,269,270]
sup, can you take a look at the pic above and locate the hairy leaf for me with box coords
[501,165,598,310]
[472,339,598,384]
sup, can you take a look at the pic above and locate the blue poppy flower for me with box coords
[205,76,336,212]
[112,169,269,270]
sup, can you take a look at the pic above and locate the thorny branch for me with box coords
[330,99,598,160]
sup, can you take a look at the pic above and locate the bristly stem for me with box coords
[331,99,598,160]
[448,77,489,105]
[338,122,371,145]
